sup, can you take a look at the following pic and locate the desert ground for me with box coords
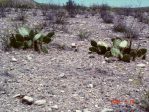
[0,6,149,112]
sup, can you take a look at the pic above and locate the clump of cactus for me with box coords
[9,27,55,53]
[89,38,147,62]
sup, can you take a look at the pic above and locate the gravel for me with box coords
[0,8,149,112]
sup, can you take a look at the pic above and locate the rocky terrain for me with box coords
[0,7,149,112]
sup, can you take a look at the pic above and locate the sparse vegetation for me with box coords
[1,35,10,51]
[55,10,67,24]
[124,28,140,39]
[137,12,149,24]
[65,0,77,17]
[45,12,55,21]
[113,21,127,32]
[100,4,113,23]
[9,27,55,53]
[89,38,147,62]
[116,7,133,16]
[15,9,27,24]
[101,11,114,23]
[0,1,149,111]
[78,30,91,40]
[0,4,6,18]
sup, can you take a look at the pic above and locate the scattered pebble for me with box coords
[27,55,32,60]
[83,108,91,112]
[137,63,146,68]
[102,61,106,64]
[71,43,77,48]
[47,108,52,112]
[11,57,17,62]
[87,84,94,88]
[22,96,34,105]
[101,108,114,112]
[34,99,46,106]
[60,90,65,93]
[13,94,24,99]
[95,104,98,108]
[76,110,82,112]
[51,105,59,110]
[128,79,133,82]
[59,73,67,78]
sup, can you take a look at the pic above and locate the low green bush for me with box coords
[89,38,147,62]
[9,27,55,53]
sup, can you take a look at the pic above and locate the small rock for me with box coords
[76,110,82,112]
[11,57,17,62]
[83,108,91,112]
[51,105,58,109]
[60,90,65,93]
[137,63,146,68]
[128,79,133,82]
[95,104,98,107]
[87,84,94,88]
[59,73,67,78]
[105,57,110,63]
[101,108,114,112]
[89,55,95,58]
[13,94,24,99]
[102,61,106,64]
[71,43,77,48]
[27,55,32,60]
[47,108,52,112]
[22,96,34,105]
[34,99,46,106]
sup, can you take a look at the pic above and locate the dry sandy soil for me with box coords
[0,9,149,112]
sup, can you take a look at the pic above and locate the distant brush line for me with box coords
[34,0,149,7]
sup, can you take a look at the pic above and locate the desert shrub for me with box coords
[9,27,55,53]
[116,7,133,16]
[99,4,113,23]
[55,10,67,24]
[14,9,27,25]
[75,5,87,14]
[101,11,114,23]
[113,16,140,39]
[137,13,149,24]
[0,6,6,18]
[124,28,140,39]
[89,38,147,62]
[113,18,128,32]
[65,0,76,17]
[1,35,10,51]
[100,4,111,12]
[32,9,37,16]
[128,9,149,24]
[34,21,48,31]
[41,9,47,16]
[90,5,100,15]
[113,22,127,32]
[39,3,61,10]
[45,12,55,21]
[78,30,91,40]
